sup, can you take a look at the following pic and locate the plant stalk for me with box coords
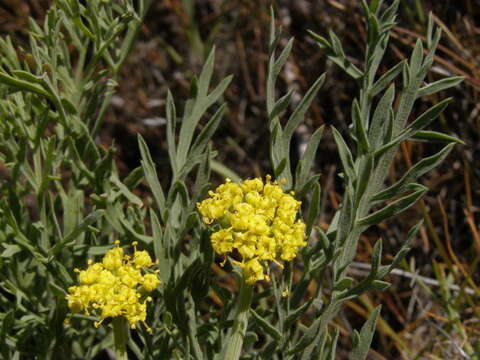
[112,317,129,360]
[223,278,253,360]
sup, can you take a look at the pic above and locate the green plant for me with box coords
[0,0,158,358]
[262,0,462,356]
[0,0,462,359]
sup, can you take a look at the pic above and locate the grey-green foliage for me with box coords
[0,0,233,358]
[135,46,233,359]
[0,0,233,356]
[266,9,326,192]
[0,0,462,359]
[0,0,154,359]
[253,1,462,359]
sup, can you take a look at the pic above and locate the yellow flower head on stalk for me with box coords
[197,176,306,284]
[66,241,160,330]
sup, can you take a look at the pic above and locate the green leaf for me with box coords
[352,99,370,153]
[50,210,104,256]
[91,144,114,182]
[123,166,144,189]
[61,97,77,114]
[243,332,259,349]
[377,220,422,278]
[285,299,313,329]
[375,98,452,159]
[316,226,331,254]
[308,32,330,51]
[426,12,434,47]
[10,70,44,83]
[167,180,189,207]
[211,160,241,182]
[193,147,212,200]
[366,12,380,45]
[251,309,282,342]
[417,76,464,98]
[273,37,294,79]
[403,97,452,137]
[372,143,455,202]
[110,174,143,206]
[296,174,321,200]
[269,89,293,121]
[1,244,22,258]
[288,302,341,355]
[349,305,381,360]
[273,158,287,179]
[189,103,227,159]
[269,122,287,182]
[284,73,326,142]
[379,0,400,23]
[138,135,166,219]
[369,280,391,291]
[54,261,74,285]
[308,30,363,80]
[409,39,424,76]
[370,239,382,277]
[422,28,441,70]
[328,30,344,57]
[306,181,321,237]
[354,155,373,209]
[357,185,427,227]
[360,0,371,18]
[369,0,383,13]
[333,277,354,291]
[153,215,172,284]
[295,125,324,191]
[198,46,215,97]
[331,127,355,183]
[176,150,215,182]
[268,6,277,50]
[335,189,354,250]
[120,217,153,243]
[401,61,410,89]
[1,308,15,333]
[325,328,340,360]
[411,130,464,144]
[0,71,53,100]
[369,84,395,149]
[204,75,233,110]
[166,90,177,173]
[88,245,114,256]
[65,137,95,181]
[176,50,232,167]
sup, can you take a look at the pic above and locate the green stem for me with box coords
[90,0,153,137]
[112,317,128,360]
[223,279,253,360]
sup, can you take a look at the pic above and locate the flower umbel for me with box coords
[197,176,306,284]
[66,241,160,330]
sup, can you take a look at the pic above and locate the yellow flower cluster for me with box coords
[197,176,306,284]
[66,241,160,330]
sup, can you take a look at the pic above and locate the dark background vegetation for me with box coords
[1,0,479,358]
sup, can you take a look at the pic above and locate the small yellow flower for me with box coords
[102,242,124,270]
[143,273,160,292]
[66,241,160,330]
[197,176,306,284]
[242,258,268,283]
